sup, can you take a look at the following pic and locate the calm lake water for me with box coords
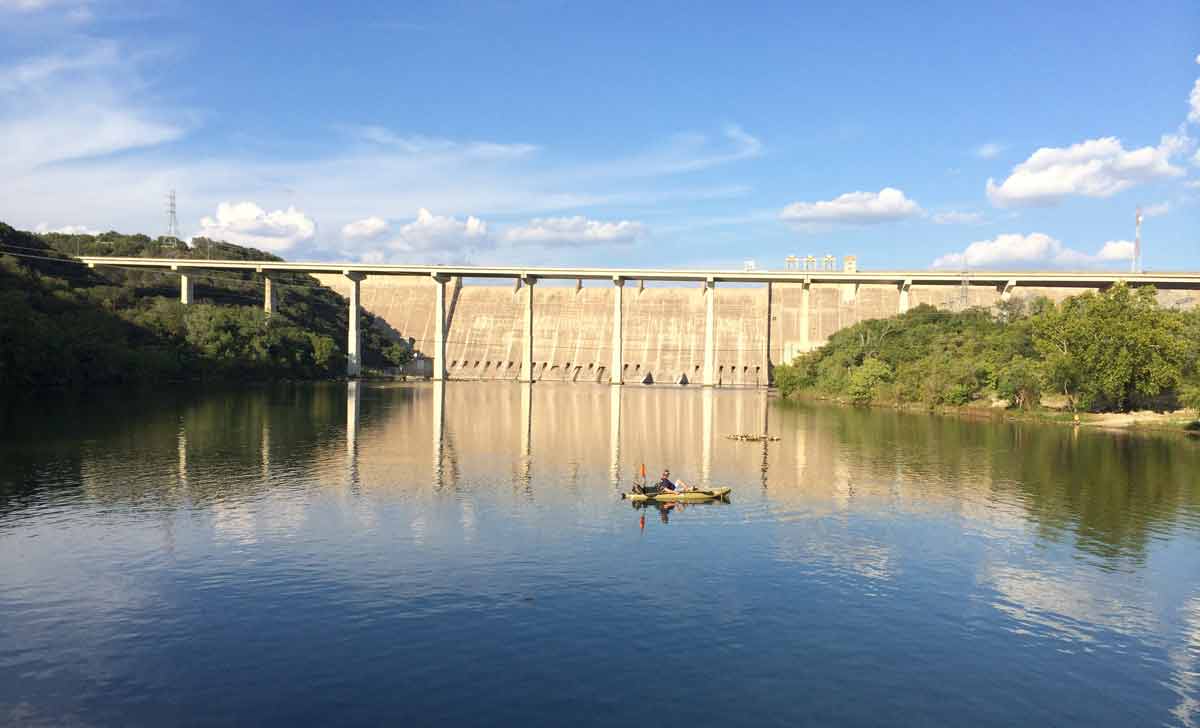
[1,382,1198,727]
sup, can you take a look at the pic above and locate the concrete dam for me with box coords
[77,255,1200,385]
[313,274,1200,386]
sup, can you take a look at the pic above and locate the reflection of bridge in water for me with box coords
[90,379,1200,566]
[350,381,772,495]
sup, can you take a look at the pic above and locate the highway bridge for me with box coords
[80,256,1200,385]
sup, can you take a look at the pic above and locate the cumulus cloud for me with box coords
[780,187,921,225]
[931,210,984,225]
[975,143,1003,159]
[501,216,644,246]
[986,136,1185,207]
[388,208,489,254]
[932,232,1133,270]
[196,202,316,252]
[341,216,389,241]
[1096,240,1135,260]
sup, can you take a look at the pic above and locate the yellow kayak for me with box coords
[623,487,732,503]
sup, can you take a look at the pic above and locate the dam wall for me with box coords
[315,275,1199,385]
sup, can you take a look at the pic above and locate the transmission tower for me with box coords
[166,190,180,240]
[1133,206,1143,273]
[958,265,970,310]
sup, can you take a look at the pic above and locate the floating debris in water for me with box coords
[725,434,780,442]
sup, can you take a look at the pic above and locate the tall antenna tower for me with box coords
[166,189,180,240]
[1132,206,1143,274]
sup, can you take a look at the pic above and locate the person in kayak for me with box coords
[657,469,692,492]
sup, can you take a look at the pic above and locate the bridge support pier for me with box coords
[800,278,811,353]
[898,279,912,314]
[764,282,773,386]
[180,273,194,305]
[1001,279,1018,302]
[264,276,276,316]
[611,277,624,385]
[519,275,537,383]
[345,271,366,378]
[432,273,449,381]
[703,277,716,386]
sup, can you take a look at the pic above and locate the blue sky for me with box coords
[1,1,1198,270]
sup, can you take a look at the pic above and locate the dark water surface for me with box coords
[2,382,1199,727]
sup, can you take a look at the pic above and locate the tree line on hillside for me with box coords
[773,283,1200,417]
[0,222,413,395]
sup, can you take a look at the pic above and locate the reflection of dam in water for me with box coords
[347,381,771,493]
[111,380,1199,561]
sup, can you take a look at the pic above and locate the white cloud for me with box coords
[0,43,184,175]
[1185,53,1200,130]
[931,210,984,225]
[196,202,316,252]
[1191,78,1200,124]
[1142,201,1170,218]
[986,137,1185,207]
[341,216,389,241]
[0,0,58,9]
[388,208,489,254]
[34,222,98,235]
[585,125,763,179]
[3,107,182,172]
[780,187,921,225]
[501,216,644,246]
[1095,240,1135,261]
[975,142,1003,159]
[346,125,539,160]
[932,232,1134,270]
[0,0,92,21]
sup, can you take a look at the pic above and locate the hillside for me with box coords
[0,222,402,394]
[774,288,1200,415]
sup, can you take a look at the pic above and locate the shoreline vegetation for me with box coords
[0,222,413,397]
[773,285,1200,435]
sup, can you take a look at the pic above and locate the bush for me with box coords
[942,383,973,406]
[1180,382,1200,420]
[773,358,815,398]
[997,356,1042,409]
[846,358,892,405]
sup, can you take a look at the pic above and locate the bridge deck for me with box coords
[78,256,1200,287]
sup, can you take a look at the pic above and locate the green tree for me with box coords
[996,356,1042,410]
[846,357,892,405]
[384,341,413,368]
[1032,284,1188,411]
[1180,383,1200,421]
